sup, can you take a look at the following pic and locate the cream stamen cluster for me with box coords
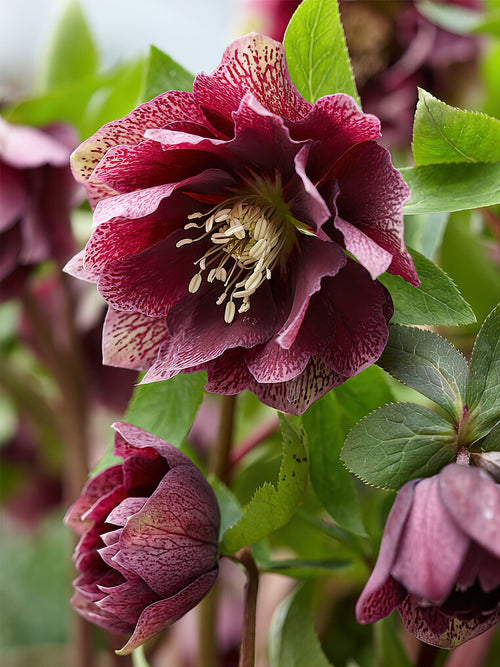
[176,198,289,324]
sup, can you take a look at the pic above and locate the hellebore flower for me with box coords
[66,33,418,415]
[65,422,220,654]
[0,117,79,300]
[356,463,500,648]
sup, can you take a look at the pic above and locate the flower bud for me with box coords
[65,422,220,654]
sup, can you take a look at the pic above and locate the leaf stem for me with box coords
[236,547,259,667]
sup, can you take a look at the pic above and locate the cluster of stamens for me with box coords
[176,197,289,324]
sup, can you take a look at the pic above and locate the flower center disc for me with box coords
[177,195,294,324]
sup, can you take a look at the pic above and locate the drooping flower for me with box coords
[66,33,418,415]
[65,422,220,655]
[0,117,80,300]
[356,463,500,648]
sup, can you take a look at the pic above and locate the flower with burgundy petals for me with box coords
[66,33,418,415]
[356,463,500,648]
[65,422,220,655]
[0,117,79,300]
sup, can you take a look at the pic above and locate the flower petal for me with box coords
[438,464,500,559]
[391,476,470,605]
[356,480,417,624]
[193,33,310,124]
[116,569,218,655]
[102,308,168,370]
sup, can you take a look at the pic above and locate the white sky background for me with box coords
[0,0,244,98]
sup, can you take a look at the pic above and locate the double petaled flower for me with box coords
[356,463,500,648]
[66,34,418,414]
[65,422,220,655]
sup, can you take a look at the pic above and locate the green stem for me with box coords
[236,547,259,667]
[198,394,237,667]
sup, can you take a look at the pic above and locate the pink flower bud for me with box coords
[65,422,220,654]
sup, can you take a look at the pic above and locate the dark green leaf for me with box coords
[342,403,457,490]
[401,162,500,214]
[269,583,333,667]
[284,0,360,105]
[124,372,206,446]
[221,418,308,554]
[476,421,500,453]
[39,0,98,91]
[412,89,500,165]
[141,45,195,101]
[379,248,476,326]
[378,325,468,422]
[404,212,449,259]
[466,304,500,442]
[303,392,366,537]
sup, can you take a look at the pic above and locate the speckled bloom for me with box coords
[66,33,418,415]
[356,464,500,648]
[65,422,220,654]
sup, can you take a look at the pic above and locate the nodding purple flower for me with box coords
[65,422,220,655]
[356,463,500,648]
[1,117,79,300]
[66,33,417,415]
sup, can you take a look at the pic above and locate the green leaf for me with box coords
[221,417,308,554]
[259,557,351,579]
[477,421,500,452]
[141,45,195,101]
[132,645,153,667]
[38,0,98,92]
[418,1,500,37]
[466,304,500,442]
[401,161,500,214]
[404,212,449,259]
[342,403,457,490]
[210,477,243,541]
[284,0,360,105]
[375,613,413,667]
[379,248,476,326]
[124,372,206,446]
[412,89,500,166]
[303,392,366,537]
[269,583,333,667]
[378,325,468,422]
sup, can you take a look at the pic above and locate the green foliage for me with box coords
[342,403,457,490]
[38,0,98,92]
[374,614,412,667]
[480,422,500,452]
[401,161,500,214]
[141,45,195,102]
[404,212,449,259]
[124,372,206,446]
[379,249,476,326]
[269,583,333,667]
[378,325,468,422]
[284,0,360,105]
[210,477,243,541]
[256,556,351,579]
[466,304,500,442]
[412,89,500,165]
[220,418,308,554]
[418,0,500,36]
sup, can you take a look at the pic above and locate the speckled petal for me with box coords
[64,465,123,533]
[116,569,218,655]
[102,308,168,370]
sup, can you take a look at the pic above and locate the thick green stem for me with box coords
[237,547,259,667]
[198,394,237,667]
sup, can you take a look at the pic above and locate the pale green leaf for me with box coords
[269,584,333,667]
[404,212,449,259]
[39,0,98,92]
[401,162,500,214]
[221,418,308,554]
[210,478,243,541]
[341,403,457,490]
[284,0,359,105]
[379,248,476,326]
[378,325,468,422]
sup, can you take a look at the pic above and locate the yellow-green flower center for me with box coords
[177,194,296,324]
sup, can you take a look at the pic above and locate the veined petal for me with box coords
[193,33,311,123]
[102,308,168,370]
